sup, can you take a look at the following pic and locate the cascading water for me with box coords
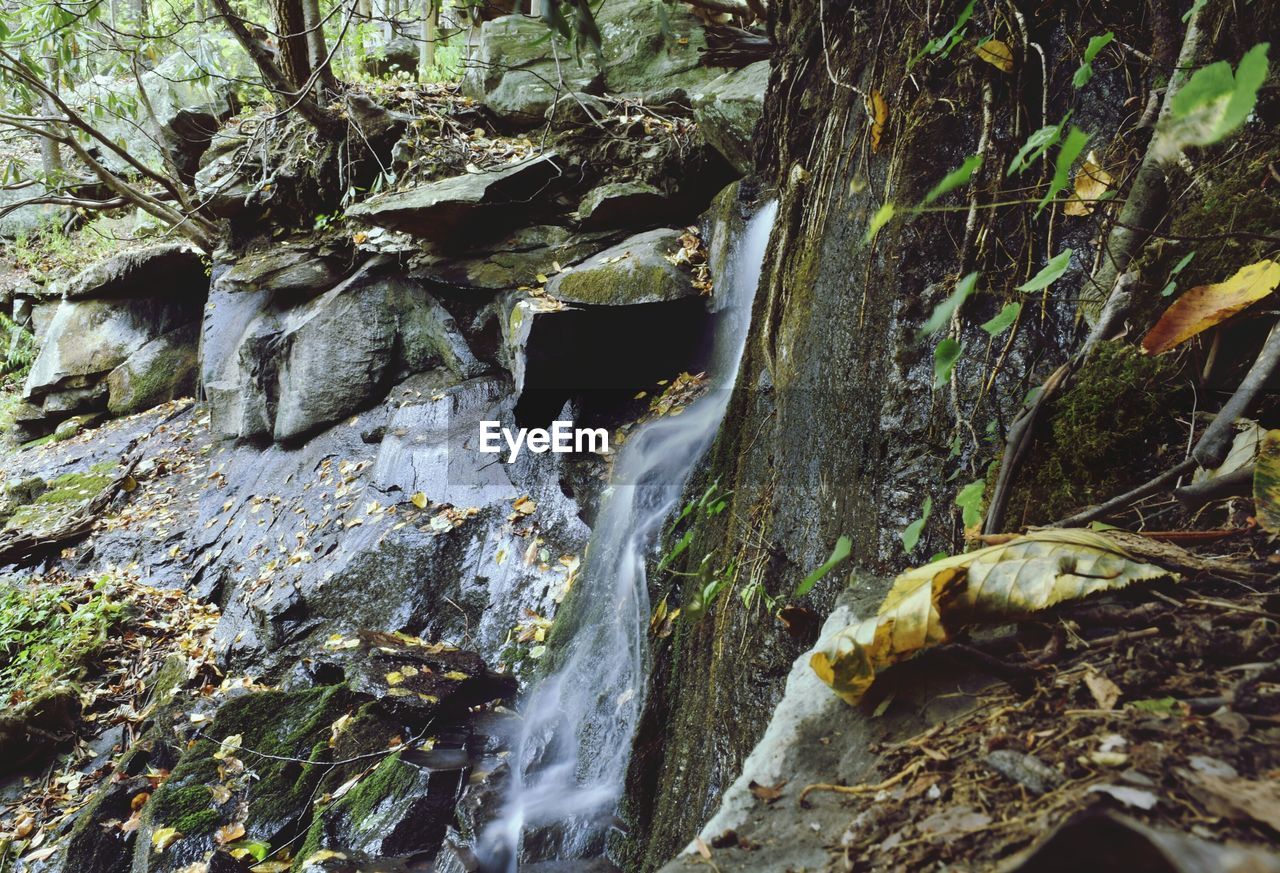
[478,200,778,871]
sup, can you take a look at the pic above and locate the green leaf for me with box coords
[923,154,983,204]
[909,0,975,68]
[1162,43,1270,155]
[955,480,985,527]
[901,497,933,552]
[793,535,852,598]
[1073,32,1114,87]
[657,528,694,572]
[865,202,896,241]
[1007,120,1065,176]
[1037,126,1089,213]
[1017,248,1073,293]
[1161,251,1197,297]
[933,338,963,387]
[980,302,1021,335]
[1128,696,1183,715]
[918,272,979,339]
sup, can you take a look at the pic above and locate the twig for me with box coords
[1053,458,1197,527]
[800,758,924,804]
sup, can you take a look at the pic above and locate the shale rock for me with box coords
[405,225,620,291]
[106,323,199,416]
[545,228,697,305]
[215,244,348,295]
[691,61,769,176]
[61,242,206,301]
[462,17,601,126]
[346,154,566,242]
[24,297,197,400]
[577,181,670,231]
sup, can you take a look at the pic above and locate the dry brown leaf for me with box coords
[975,39,1014,72]
[1141,259,1280,354]
[867,89,889,152]
[1083,666,1122,710]
[214,822,245,846]
[811,529,1176,705]
[1063,151,1115,216]
[1253,429,1280,533]
[1190,773,1280,830]
[748,780,786,803]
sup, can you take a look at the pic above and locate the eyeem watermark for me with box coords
[479,420,610,463]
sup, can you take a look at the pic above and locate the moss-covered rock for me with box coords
[106,323,198,416]
[5,461,116,533]
[546,229,698,306]
[1001,341,1188,525]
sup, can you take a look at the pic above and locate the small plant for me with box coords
[0,573,127,704]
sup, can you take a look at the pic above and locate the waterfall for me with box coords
[478,200,778,870]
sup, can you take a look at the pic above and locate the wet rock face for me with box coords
[545,228,701,306]
[691,61,769,176]
[203,261,485,443]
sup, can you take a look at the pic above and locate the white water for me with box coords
[477,201,778,870]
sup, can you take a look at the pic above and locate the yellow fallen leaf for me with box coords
[212,734,242,761]
[867,89,889,153]
[811,529,1175,705]
[1141,259,1280,354]
[215,822,245,846]
[1063,151,1115,215]
[1252,430,1280,533]
[410,492,428,509]
[385,671,405,686]
[975,39,1014,72]
[513,496,536,515]
[152,826,182,852]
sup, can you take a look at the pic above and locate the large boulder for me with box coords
[404,225,621,291]
[106,323,199,416]
[596,0,716,95]
[215,244,348,296]
[462,17,601,126]
[691,61,769,176]
[346,154,567,242]
[24,297,197,400]
[576,181,671,231]
[62,242,206,300]
[204,262,485,442]
[545,228,699,305]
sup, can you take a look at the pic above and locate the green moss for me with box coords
[335,752,417,822]
[1004,341,1186,525]
[6,462,117,529]
[151,783,218,830]
[173,807,221,837]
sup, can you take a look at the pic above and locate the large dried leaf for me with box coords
[1062,151,1115,215]
[867,89,888,153]
[1252,429,1280,533]
[1141,259,1280,354]
[811,529,1176,705]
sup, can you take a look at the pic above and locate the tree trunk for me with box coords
[38,53,63,178]
[418,0,437,78]
[270,0,314,94]
[301,0,338,93]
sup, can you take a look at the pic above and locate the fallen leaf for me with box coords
[975,39,1014,72]
[1063,151,1115,215]
[212,734,242,761]
[513,496,536,515]
[1084,666,1122,710]
[215,822,245,845]
[748,780,786,803]
[1190,773,1280,830]
[695,836,712,860]
[1141,259,1280,354]
[1087,783,1159,810]
[867,89,889,152]
[811,529,1176,705]
[1253,429,1280,533]
[410,492,428,509]
[151,826,182,852]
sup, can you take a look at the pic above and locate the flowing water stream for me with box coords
[478,200,778,871]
